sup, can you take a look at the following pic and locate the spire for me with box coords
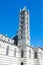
[20,6,27,13]
[22,6,26,10]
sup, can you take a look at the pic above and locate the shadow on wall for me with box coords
[13,35,18,45]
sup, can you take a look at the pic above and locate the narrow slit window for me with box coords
[34,51,37,58]
[14,48,16,57]
[6,46,9,56]
[21,50,24,57]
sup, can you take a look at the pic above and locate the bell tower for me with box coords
[18,7,30,46]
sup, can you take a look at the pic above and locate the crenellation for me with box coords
[0,34,14,44]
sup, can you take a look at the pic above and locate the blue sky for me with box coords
[0,0,43,47]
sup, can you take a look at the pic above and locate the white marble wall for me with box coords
[0,34,43,65]
[0,40,19,65]
[0,40,43,65]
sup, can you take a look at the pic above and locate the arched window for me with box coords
[29,49,31,58]
[21,62,23,65]
[21,50,24,57]
[34,51,37,58]
[14,48,16,57]
[6,46,9,56]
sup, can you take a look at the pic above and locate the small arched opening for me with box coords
[34,51,37,58]
[21,50,24,57]
[21,62,23,65]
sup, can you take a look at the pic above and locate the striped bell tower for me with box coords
[18,7,30,46]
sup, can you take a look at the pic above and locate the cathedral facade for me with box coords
[0,7,43,65]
